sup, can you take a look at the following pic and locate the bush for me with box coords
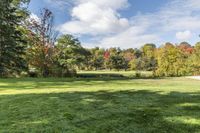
[20,71,29,77]
[28,68,38,77]
[64,69,77,77]
[135,71,141,78]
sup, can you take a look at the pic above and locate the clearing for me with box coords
[0,74,200,132]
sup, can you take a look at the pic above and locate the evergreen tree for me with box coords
[0,0,29,77]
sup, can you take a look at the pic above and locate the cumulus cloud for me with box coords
[58,0,129,35]
[158,0,200,32]
[96,0,200,48]
[56,0,200,48]
[99,27,160,48]
[76,0,129,10]
[176,31,192,40]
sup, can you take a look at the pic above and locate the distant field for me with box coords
[78,70,153,78]
[1,75,200,132]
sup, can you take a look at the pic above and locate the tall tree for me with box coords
[55,34,87,76]
[26,8,57,77]
[141,44,157,71]
[105,48,128,71]
[188,42,200,75]
[0,0,29,77]
[90,47,105,70]
[156,43,188,76]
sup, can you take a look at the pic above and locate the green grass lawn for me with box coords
[78,70,153,78]
[1,75,200,132]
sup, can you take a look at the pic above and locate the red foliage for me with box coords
[178,43,194,54]
[123,52,134,61]
[104,51,110,60]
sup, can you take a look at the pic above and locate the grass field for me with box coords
[78,70,153,78]
[1,73,200,132]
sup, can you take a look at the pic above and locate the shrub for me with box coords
[28,68,38,77]
[135,71,141,78]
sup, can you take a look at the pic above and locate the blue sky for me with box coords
[29,0,200,48]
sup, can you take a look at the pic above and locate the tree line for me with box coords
[1,0,200,77]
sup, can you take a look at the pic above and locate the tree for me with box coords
[78,48,92,70]
[105,48,128,71]
[178,42,194,55]
[90,47,105,70]
[26,8,57,77]
[188,42,200,75]
[128,48,144,71]
[156,43,188,76]
[141,44,157,71]
[55,34,87,76]
[0,0,29,77]
[122,48,135,64]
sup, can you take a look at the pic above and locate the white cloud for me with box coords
[76,0,129,10]
[58,0,129,35]
[157,0,200,32]
[57,0,200,48]
[176,31,192,40]
[99,27,160,48]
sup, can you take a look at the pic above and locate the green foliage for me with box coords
[90,47,105,70]
[0,2,199,77]
[0,0,29,77]
[188,42,200,75]
[107,54,128,70]
[56,35,82,67]
[129,59,137,70]
[141,44,157,71]
[53,34,88,77]
[156,43,189,76]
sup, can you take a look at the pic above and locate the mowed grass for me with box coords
[0,75,200,132]
[78,70,153,78]
[78,70,152,75]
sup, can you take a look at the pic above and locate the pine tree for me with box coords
[0,0,29,77]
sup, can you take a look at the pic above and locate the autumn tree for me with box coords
[140,44,157,71]
[156,43,188,76]
[178,42,194,55]
[188,42,200,75]
[26,8,57,77]
[105,48,128,71]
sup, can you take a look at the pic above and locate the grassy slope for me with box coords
[0,76,200,132]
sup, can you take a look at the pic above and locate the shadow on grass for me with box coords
[77,73,125,78]
[77,73,158,79]
[1,90,200,132]
[0,77,164,91]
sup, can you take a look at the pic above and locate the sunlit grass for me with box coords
[78,70,153,77]
[0,75,200,132]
